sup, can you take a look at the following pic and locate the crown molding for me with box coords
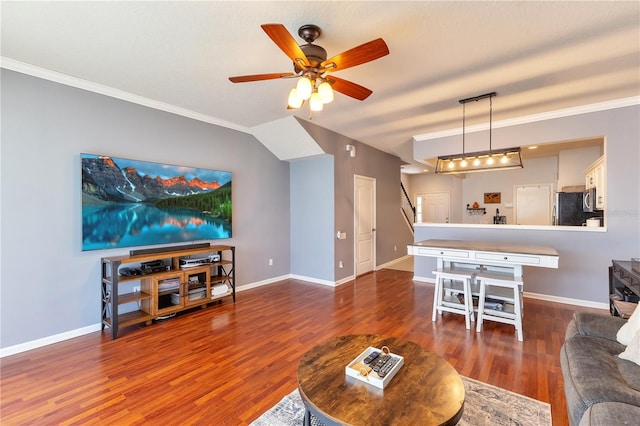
[0,57,251,134]
[3,58,637,143]
[413,96,640,142]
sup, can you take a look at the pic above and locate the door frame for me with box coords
[353,174,376,276]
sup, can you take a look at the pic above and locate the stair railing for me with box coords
[401,182,416,231]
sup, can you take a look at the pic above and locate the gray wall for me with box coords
[298,120,414,281]
[413,105,640,304]
[290,155,334,281]
[0,70,291,348]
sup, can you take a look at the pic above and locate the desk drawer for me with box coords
[417,248,469,259]
[476,252,541,265]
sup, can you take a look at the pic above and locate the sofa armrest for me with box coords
[572,312,627,341]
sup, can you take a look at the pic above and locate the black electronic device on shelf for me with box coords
[140,260,169,274]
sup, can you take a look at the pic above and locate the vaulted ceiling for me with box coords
[2,1,638,169]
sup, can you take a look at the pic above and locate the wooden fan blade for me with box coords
[322,38,389,72]
[229,72,294,83]
[261,24,310,67]
[326,76,373,101]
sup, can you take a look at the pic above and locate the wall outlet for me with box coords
[268,258,273,266]
[339,261,343,268]
[394,245,397,251]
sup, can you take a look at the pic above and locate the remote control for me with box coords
[377,357,398,378]
[363,351,380,365]
[371,354,391,373]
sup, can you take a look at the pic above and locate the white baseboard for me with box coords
[240,273,353,289]
[524,292,609,310]
[1,275,609,357]
[235,274,292,291]
[410,276,609,310]
[0,323,102,358]
[335,274,356,286]
[1,273,342,357]
[289,274,338,287]
[0,276,292,358]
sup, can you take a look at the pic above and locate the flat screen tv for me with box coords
[81,153,231,251]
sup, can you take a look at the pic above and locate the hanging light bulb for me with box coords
[309,91,323,111]
[500,154,509,164]
[487,156,495,165]
[287,88,303,109]
[448,160,455,169]
[460,159,468,167]
[317,81,334,104]
[296,76,313,100]
[473,157,480,166]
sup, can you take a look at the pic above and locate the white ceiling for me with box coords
[2,1,639,168]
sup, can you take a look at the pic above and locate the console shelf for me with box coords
[609,260,639,317]
[101,244,235,339]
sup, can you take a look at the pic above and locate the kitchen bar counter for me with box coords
[414,222,606,232]
[408,238,559,278]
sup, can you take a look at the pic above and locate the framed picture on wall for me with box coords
[81,153,232,251]
[484,192,501,204]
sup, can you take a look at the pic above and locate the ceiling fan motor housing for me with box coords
[295,24,328,72]
[297,44,327,70]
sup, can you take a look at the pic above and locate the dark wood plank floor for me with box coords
[0,269,606,425]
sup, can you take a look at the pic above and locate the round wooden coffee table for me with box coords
[297,334,464,426]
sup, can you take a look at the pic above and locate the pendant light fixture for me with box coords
[435,92,523,174]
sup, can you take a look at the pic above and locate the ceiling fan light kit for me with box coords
[435,92,524,174]
[317,81,334,103]
[229,23,389,115]
[287,88,304,109]
[287,74,334,111]
[296,76,313,100]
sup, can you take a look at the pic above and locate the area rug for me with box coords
[250,376,551,426]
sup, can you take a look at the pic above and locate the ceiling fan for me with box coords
[229,24,389,111]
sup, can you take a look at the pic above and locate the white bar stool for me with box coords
[475,270,525,341]
[432,267,476,329]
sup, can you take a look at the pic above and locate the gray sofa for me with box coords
[560,312,640,425]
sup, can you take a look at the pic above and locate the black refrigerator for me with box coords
[554,192,596,226]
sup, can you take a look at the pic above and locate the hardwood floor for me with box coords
[1,269,607,425]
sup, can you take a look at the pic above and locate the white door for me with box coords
[355,175,375,276]
[417,192,450,223]
[515,184,552,225]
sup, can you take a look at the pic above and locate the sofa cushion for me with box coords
[573,312,627,341]
[578,402,640,426]
[561,334,640,426]
[617,355,640,392]
[617,304,640,346]
[565,315,579,340]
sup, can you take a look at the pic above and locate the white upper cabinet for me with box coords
[585,156,606,210]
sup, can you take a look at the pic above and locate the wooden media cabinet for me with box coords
[101,244,235,339]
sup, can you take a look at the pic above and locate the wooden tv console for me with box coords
[101,245,235,339]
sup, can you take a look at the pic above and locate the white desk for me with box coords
[407,239,559,278]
